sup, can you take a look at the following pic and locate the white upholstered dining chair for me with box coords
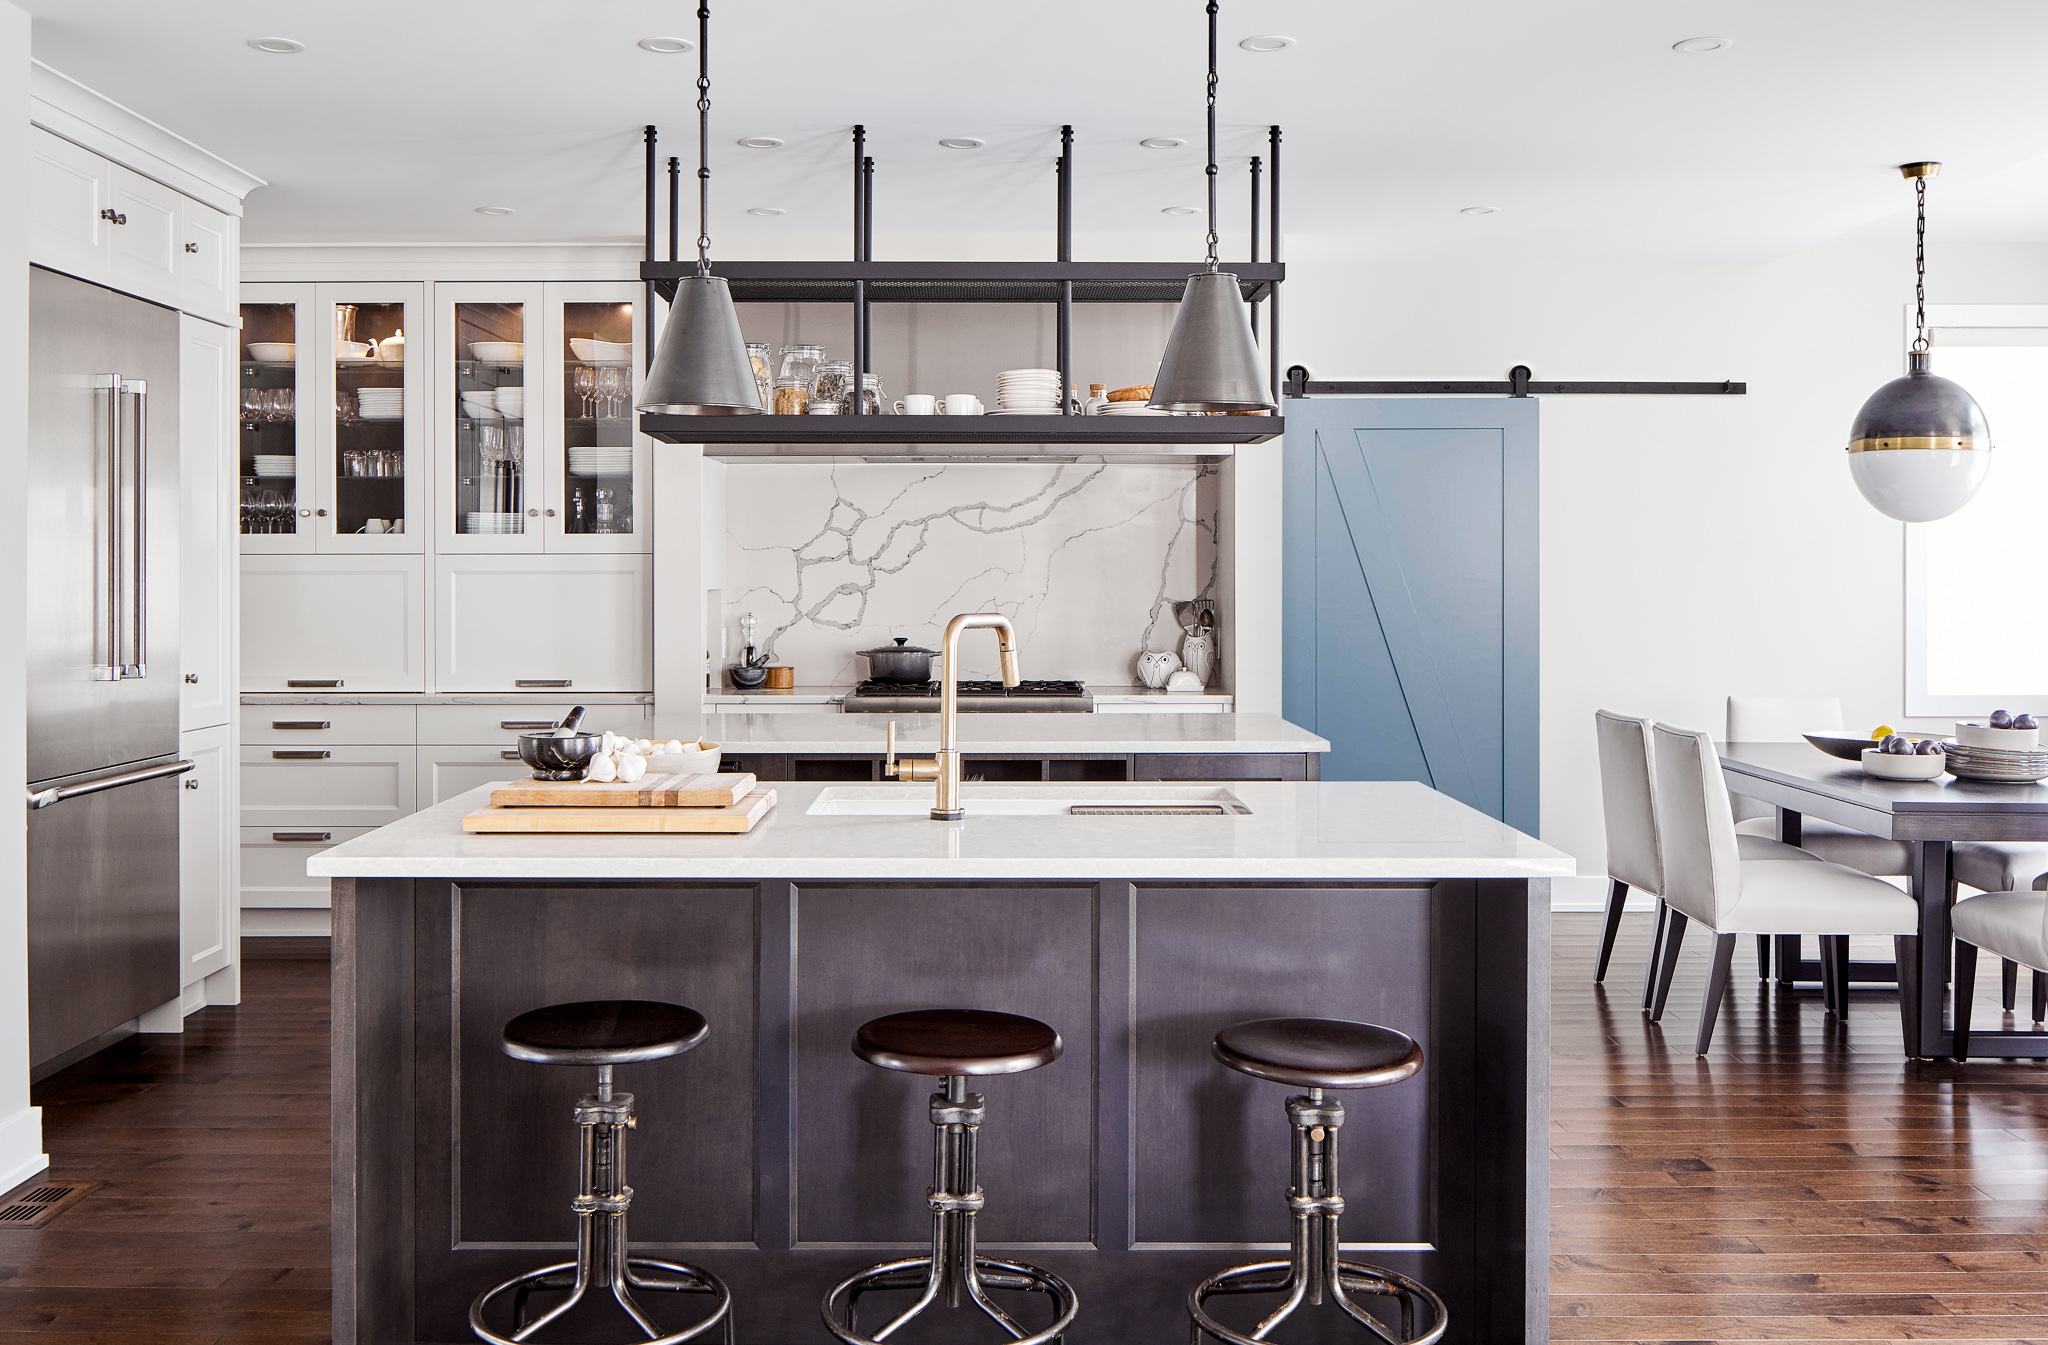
[1649,722,1921,1055]
[1951,874,2048,1056]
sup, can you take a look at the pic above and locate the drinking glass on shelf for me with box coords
[242,386,263,423]
[595,488,616,534]
[336,388,357,423]
[276,387,294,420]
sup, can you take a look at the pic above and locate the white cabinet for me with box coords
[30,129,109,279]
[106,166,181,298]
[419,747,526,807]
[435,554,652,692]
[241,555,428,692]
[180,314,237,730]
[241,825,378,910]
[179,726,234,983]
[239,744,418,829]
[315,282,426,553]
[179,202,233,318]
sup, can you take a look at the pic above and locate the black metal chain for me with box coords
[695,1,712,276]
[1205,0,1219,271]
[1912,174,1928,352]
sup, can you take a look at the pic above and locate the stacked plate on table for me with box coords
[356,387,404,421]
[464,512,524,534]
[1943,743,2048,784]
[992,368,1062,414]
[252,454,295,478]
[569,447,633,476]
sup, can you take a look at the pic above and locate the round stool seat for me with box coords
[1212,1017,1421,1090]
[501,999,708,1066]
[853,1009,1062,1076]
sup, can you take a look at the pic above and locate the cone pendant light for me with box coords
[1845,163,1989,521]
[1148,1,1277,414]
[638,0,763,416]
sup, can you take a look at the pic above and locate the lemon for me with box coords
[1870,724,1896,739]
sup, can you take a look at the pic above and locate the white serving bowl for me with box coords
[1861,748,1947,781]
[647,743,722,777]
[470,341,524,363]
[570,338,632,362]
[1956,722,2041,750]
[247,342,295,362]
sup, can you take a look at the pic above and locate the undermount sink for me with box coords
[804,785,1252,817]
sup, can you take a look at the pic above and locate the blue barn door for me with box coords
[1282,398,1539,834]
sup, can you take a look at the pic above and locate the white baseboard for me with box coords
[242,908,332,937]
[0,1105,47,1195]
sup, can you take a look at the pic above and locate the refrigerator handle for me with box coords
[92,374,122,682]
[26,758,193,810]
[123,380,147,679]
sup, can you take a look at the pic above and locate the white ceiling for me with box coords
[22,0,2048,262]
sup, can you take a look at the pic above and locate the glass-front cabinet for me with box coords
[435,281,649,554]
[238,286,313,554]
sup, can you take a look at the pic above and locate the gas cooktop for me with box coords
[841,679,1094,713]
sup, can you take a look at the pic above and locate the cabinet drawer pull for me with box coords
[99,208,127,225]
[514,679,572,688]
[271,750,331,760]
[500,751,522,761]
[271,720,331,731]
[285,679,343,688]
[500,720,556,731]
[184,242,198,253]
[271,831,332,843]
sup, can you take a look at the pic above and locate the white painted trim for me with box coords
[242,243,642,283]
[1549,874,1648,913]
[0,1105,47,1196]
[242,908,334,937]
[30,60,263,214]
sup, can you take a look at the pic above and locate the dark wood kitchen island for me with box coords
[316,779,1568,1345]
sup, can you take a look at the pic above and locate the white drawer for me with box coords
[240,745,417,828]
[241,556,428,693]
[240,825,377,910]
[243,705,418,745]
[415,702,646,745]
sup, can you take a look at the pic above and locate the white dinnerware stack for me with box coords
[569,447,633,476]
[570,338,633,363]
[464,512,523,534]
[1098,393,1168,417]
[459,391,499,420]
[469,341,524,364]
[251,454,296,478]
[356,387,405,421]
[991,368,1062,415]
[494,388,524,419]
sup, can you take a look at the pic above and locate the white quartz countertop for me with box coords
[309,779,1573,882]
[243,693,652,706]
[678,711,1327,755]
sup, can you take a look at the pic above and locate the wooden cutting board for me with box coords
[463,789,777,834]
[488,772,755,809]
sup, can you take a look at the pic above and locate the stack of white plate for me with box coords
[252,454,296,478]
[993,368,1062,414]
[459,391,500,420]
[569,448,633,476]
[494,388,525,418]
[1944,744,2048,784]
[356,388,404,421]
[464,513,524,534]
[1098,399,1168,416]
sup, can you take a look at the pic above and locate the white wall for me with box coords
[1280,239,2048,899]
[0,0,50,1192]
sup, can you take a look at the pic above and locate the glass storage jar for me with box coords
[746,342,772,407]
[812,360,853,408]
[775,343,826,390]
[855,373,885,416]
[773,378,811,416]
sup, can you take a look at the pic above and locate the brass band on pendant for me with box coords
[1846,436,1989,453]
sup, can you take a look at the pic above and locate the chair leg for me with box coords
[1953,941,1979,1062]
[1833,935,1852,1017]
[1648,910,1689,1023]
[1641,900,1670,1010]
[2033,968,2046,1024]
[1818,935,1842,1018]
[1755,934,1771,980]
[1695,933,1739,1055]
[2002,958,2020,1012]
[1594,879,1629,983]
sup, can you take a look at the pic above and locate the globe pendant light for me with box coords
[1148,1,1277,414]
[1845,162,1990,521]
[637,0,763,416]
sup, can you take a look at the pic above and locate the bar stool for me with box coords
[469,1000,732,1345]
[821,1009,1079,1345]
[1190,1018,1449,1345]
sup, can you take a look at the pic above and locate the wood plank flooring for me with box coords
[1555,912,2048,1342]
[4,923,2045,1342]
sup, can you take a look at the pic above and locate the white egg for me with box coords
[585,752,618,783]
[664,740,685,755]
[617,753,647,783]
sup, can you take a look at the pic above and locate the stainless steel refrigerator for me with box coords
[26,265,188,1073]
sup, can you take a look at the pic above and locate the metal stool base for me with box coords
[1191,1258,1447,1345]
[471,1257,731,1345]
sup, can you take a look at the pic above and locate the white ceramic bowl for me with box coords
[1956,722,2041,750]
[247,342,295,363]
[470,341,524,364]
[647,743,722,777]
[570,338,632,362]
[1861,748,1947,781]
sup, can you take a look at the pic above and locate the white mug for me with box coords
[360,518,390,534]
[895,394,937,415]
[941,394,984,416]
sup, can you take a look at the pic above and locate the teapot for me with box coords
[376,329,405,363]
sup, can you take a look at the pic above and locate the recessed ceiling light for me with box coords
[938,137,985,150]
[1459,205,1500,216]
[245,36,304,53]
[747,207,786,217]
[1672,35,1733,53]
[1239,35,1295,52]
[737,136,784,149]
[636,36,694,53]
[1140,137,1187,150]
[1162,206,1198,216]
[475,206,516,216]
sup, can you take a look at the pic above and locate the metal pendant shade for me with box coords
[1149,271,1276,412]
[1846,350,1991,522]
[637,275,763,415]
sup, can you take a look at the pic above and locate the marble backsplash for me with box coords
[723,462,1218,687]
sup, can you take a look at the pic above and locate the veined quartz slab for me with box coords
[675,710,1328,755]
[309,779,1574,881]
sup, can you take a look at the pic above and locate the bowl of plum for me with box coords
[1955,710,2040,750]
[1862,736,1948,780]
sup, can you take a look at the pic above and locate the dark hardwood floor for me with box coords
[5,921,2047,1342]
[1555,911,2048,1342]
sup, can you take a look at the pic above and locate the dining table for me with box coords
[1722,740,2048,1060]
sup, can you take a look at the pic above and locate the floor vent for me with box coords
[0,1180,95,1227]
